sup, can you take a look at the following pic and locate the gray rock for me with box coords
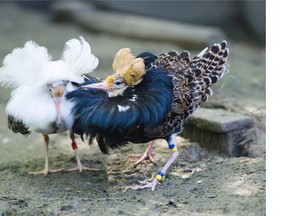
[183,108,257,157]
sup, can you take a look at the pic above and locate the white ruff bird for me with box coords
[0,36,99,175]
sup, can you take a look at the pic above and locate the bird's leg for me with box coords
[131,138,179,191]
[29,134,63,175]
[128,141,156,167]
[66,131,98,172]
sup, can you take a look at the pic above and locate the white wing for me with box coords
[61,36,99,76]
[0,41,51,89]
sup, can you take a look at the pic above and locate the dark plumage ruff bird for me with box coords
[0,36,99,175]
[67,41,229,190]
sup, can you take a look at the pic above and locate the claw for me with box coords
[66,165,98,172]
[68,132,98,172]
[128,141,155,167]
[131,178,160,191]
[28,167,63,176]
[128,152,156,167]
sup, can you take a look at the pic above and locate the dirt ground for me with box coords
[0,133,265,216]
[0,3,265,215]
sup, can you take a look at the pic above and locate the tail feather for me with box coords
[186,41,229,106]
[148,40,229,116]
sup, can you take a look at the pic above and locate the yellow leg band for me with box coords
[170,146,178,152]
[156,171,165,182]
[156,174,163,182]
[169,143,178,153]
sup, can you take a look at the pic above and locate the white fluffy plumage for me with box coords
[0,40,51,88]
[62,36,99,76]
[0,36,99,89]
[0,36,99,133]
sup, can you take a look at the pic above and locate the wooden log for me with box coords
[51,2,227,49]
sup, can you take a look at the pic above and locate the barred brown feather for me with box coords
[8,115,31,136]
[145,40,229,137]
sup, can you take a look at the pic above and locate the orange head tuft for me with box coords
[111,48,145,86]
[105,75,116,90]
[123,58,145,86]
[112,48,135,74]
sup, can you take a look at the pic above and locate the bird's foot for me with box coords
[66,164,98,173]
[28,167,63,176]
[128,151,155,167]
[128,178,160,191]
[128,141,155,167]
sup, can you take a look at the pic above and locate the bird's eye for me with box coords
[114,80,122,86]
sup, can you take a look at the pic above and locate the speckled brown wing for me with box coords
[145,41,229,137]
[8,115,31,136]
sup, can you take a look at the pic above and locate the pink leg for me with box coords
[132,139,179,191]
[66,131,98,172]
[128,141,156,167]
[29,134,63,175]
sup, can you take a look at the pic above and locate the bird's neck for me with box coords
[107,86,128,98]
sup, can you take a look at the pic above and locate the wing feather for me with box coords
[0,41,51,89]
[61,36,99,76]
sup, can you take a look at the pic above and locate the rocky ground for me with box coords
[0,3,265,215]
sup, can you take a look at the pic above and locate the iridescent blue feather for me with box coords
[66,68,173,142]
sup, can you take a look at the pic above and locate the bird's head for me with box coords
[47,80,68,127]
[47,80,67,97]
[83,48,145,97]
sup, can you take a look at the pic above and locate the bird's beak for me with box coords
[52,97,62,127]
[82,81,111,91]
